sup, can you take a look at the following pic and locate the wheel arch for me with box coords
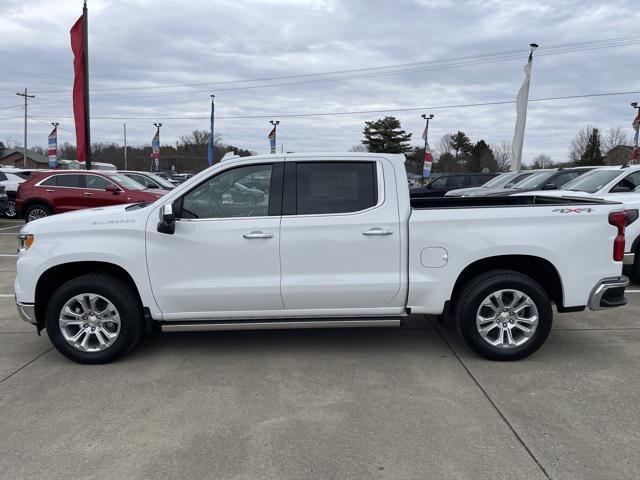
[34,261,144,331]
[450,255,564,312]
[21,198,55,216]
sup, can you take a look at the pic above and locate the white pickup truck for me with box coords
[14,153,632,364]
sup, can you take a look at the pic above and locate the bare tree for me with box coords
[531,154,554,169]
[492,140,512,172]
[437,134,453,157]
[602,127,629,154]
[569,126,597,163]
[349,144,367,152]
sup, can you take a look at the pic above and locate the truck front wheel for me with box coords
[455,270,553,361]
[45,274,143,364]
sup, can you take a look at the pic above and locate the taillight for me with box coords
[608,211,627,262]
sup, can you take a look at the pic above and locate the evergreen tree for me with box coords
[449,131,473,161]
[362,116,412,153]
[468,140,498,172]
[578,128,604,166]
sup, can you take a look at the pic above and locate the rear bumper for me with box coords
[16,300,37,325]
[588,276,629,311]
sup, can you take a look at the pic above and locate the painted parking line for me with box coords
[0,254,17,257]
[0,225,22,231]
[0,294,14,298]
[626,289,640,293]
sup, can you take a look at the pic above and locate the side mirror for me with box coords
[157,203,175,234]
[610,186,632,193]
[541,183,557,190]
[105,184,120,195]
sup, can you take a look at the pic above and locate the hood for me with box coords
[21,203,151,235]
[459,187,519,197]
[511,189,594,198]
[445,187,485,197]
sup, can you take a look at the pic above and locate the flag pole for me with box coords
[83,0,92,170]
[207,95,215,166]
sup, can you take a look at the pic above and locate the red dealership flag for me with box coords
[70,3,90,164]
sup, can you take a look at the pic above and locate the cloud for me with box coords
[0,0,639,164]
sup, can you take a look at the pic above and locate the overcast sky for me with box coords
[1,0,639,164]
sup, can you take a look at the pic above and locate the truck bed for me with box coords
[410,194,616,209]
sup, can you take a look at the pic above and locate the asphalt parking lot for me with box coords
[0,218,639,480]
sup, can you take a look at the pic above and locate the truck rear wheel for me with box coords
[45,273,143,364]
[455,270,553,361]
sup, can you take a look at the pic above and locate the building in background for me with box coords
[0,148,49,168]
[605,145,635,165]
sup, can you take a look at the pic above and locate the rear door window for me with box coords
[445,176,465,188]
[54,175,83,188]
[295,162,377,215]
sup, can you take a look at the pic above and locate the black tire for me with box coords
[45,273,143,364]
[24,203,51,223]
[455,269,553,361]
[631,246,640,284]
[4,195,16,218]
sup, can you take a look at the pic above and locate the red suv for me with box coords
[16,170,166,222]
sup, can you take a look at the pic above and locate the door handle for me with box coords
[362,228,393,236]
[243,231,274,239]
[84,192,93,195]
[46,189,56,192]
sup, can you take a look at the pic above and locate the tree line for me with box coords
[356,116,632,174]
[4,117,632,174]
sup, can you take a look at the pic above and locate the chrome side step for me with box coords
[160,317,401,332]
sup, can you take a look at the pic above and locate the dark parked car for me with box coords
[0,185,7,215]
[445,171,536,197]
[409,172,499,198]
[119,170,176,190]
[16,170,166,222]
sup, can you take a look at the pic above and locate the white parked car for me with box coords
[514,165,640,279]
[0,168,29,218]
[14,153,633,363]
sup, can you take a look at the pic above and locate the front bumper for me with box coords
[16,300,37,325]
[588,276,629,311]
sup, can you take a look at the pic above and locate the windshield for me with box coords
[561,169,622,194]
[481,173,516,188]
[512,171,556,189]
[147,173,176,189]
[107,173,145,190]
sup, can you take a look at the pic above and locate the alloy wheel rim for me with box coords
[27,208,48,221]
[475,289,539,349]
[6,200,16,218]
[59,293,121,353]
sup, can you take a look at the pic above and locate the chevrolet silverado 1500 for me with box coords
[14,153,631,363]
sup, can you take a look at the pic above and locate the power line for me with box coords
[23,35,640,99]
[26,89,640,121]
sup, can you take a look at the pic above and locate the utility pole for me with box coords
[16,88,35,168]
[123,123,127,170]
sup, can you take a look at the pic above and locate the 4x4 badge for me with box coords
[552,208,593,214]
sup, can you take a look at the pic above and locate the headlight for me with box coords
[18,234,34,252]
